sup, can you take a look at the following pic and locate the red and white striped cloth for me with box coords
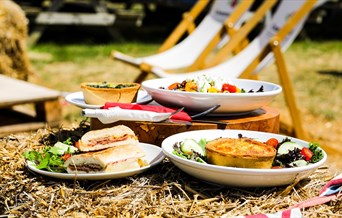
[235,173,342,218]
[234,208,302,218]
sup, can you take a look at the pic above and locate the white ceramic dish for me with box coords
[27,143,165,180]
[162,130,327,187]
[142,78,282,113]
[65,90,152,109]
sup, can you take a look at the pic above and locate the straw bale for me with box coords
[0,0,33,80]
[0,125,341,217]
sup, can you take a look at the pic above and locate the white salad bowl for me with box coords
[142,77,282,113]
[161,129,327,187]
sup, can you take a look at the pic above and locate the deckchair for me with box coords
[151,0,327,140]
[111,0,255,83]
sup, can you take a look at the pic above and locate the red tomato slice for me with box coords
[61,153,71,161]
[301,147,313,161]
[222,83,237,93]
[266,138,279,149]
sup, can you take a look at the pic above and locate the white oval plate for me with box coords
[27,143,165,180]
[162,130,327,187]
[142,78,282,113]
[65,90,152,109]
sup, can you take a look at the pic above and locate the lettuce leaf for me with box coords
[23,138,78,173]
[309,142,324,163]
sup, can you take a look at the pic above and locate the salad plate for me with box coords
[161,130,327,187]
[26,143,165,180]
[142,77,282,113]
[65,90,152,109]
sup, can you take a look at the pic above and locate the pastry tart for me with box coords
[81,82,140,105]
[206,137,276,169]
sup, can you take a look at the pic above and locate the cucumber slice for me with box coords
[181,139,205,156]
[277,142,304,155]
[289,160,308,167]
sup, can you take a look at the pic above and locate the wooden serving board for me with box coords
[91,107,280,146]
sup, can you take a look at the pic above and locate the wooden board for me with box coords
[35,12,115,26]
[0,75,62,135]
[0,75,61,107]
[91,107,280,146]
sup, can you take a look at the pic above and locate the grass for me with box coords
[27,39,342,163]
[29,42,159,63]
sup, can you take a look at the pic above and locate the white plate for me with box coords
[27,143,165,180]
[162,130,327,187]
[142,78,282,113]
[65,90,152,109]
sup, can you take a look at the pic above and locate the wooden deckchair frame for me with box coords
[238,0,319,140]
[135,0,256,83]
[187,0,277,72]
[158,0,212,53]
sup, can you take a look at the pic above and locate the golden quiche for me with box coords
[205,137,276,169]
[81,82,140,105]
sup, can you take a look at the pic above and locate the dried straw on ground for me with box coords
[0,125,341,217]
[0,0,33,80]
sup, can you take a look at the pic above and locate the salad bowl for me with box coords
[161,129,327,187]
[142,76,282,114]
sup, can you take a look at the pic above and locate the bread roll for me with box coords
[64,144,146,174]
[78,125,138,152]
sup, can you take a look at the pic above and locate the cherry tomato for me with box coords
[222,83,237,93]
[266,138,279,149]
[272,166,283,169]
[301,147,313,161]
[168,82,180,90]
[61,153,71,161]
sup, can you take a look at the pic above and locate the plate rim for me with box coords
[65,90,152,109]
[26,142,165,180]
[65,91,101,109]
[142,78,283,97]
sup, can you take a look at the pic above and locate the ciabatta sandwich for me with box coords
[64,144,146,174]
[77,125,138,152]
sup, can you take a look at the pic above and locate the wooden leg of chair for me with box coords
[136,63,152,83]
[271,41,307,140]
[134,72,149,83]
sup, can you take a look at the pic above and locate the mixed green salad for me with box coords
[172,136,324,168]
[173,138,208,164]
[23,138,78,173]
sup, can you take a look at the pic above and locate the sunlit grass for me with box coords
[29,42,159,63]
